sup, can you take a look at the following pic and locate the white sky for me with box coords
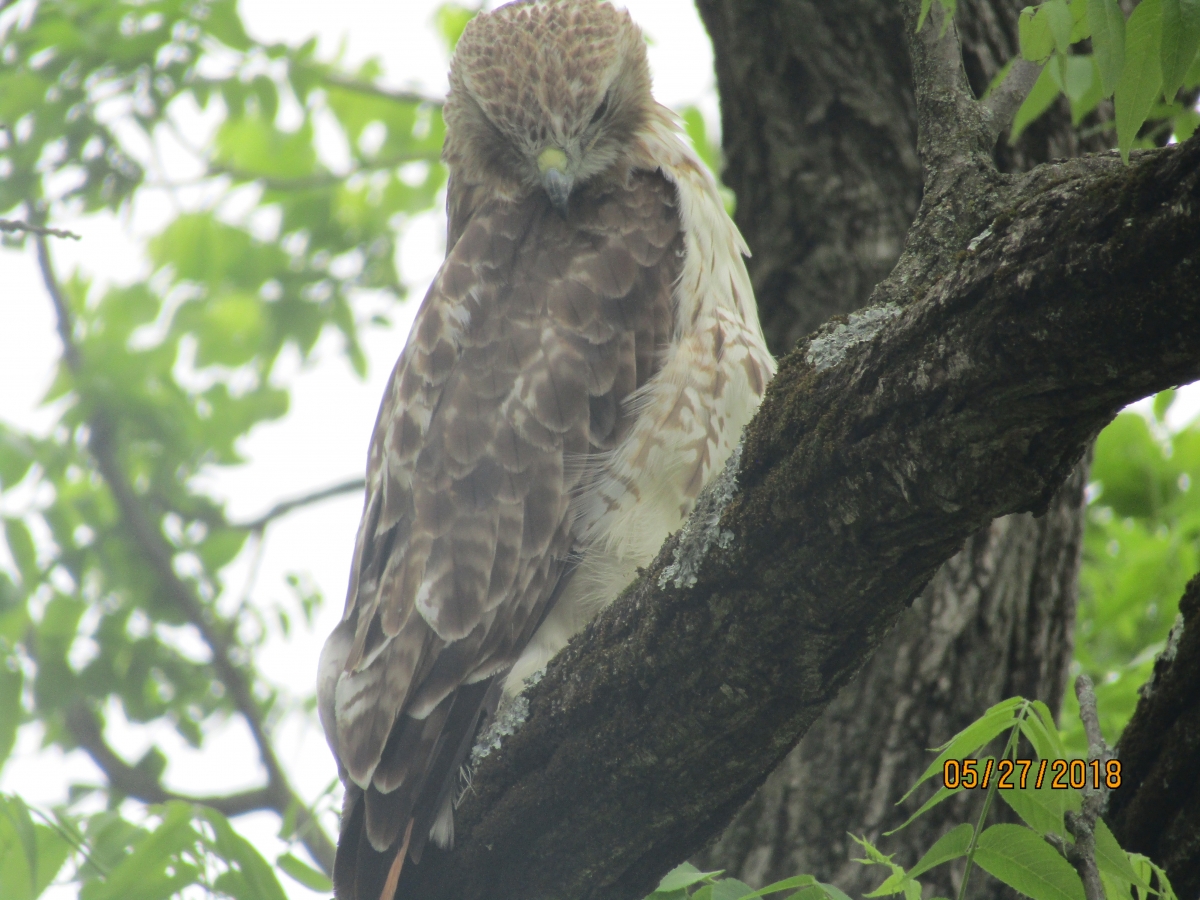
[0,1,719,895]
[0,1,1197,896]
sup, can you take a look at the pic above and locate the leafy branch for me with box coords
[32,228,336,875]
[1054,676,1115,900]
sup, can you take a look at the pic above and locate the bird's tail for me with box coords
[379,819,414,900]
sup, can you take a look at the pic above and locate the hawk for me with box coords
[317,2,774,897]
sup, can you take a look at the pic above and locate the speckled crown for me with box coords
[449,0,646,151]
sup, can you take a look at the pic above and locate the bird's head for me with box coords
[444,0,654,217]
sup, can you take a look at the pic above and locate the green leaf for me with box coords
[898,697,1023,805]
[1115,0,1164,161]
[711,879,757,900]
[1093,818,1150,891]
[79,803,199,900]
[2,520,38,587]
[0,799,72,900]
[1069,0,1092,42]
[1022,701,1067,760]
[276,853,332,892]
[198,529,249,572]
[433,4,478,55]
[0,795,38,898]
[1020,6,1057,60]
[1046,0,1076,52]
[1088,0,1127,94]
[731,874,822,898]
[215,116,318,181]
[1154,388,1178,421]
[1173,106,1200,139]
[998,779,1075,835]
[909,823,974,878]
[1068,56,1106,123]
[1160,0,1200,98]
[1011,63,1062,141]
[1048,53,1097,103]
[0,666,23,771]
[0,428,35,489]
[974,824,1086,900]
[199,809,287,900]
[888,782,961,834]
[205,0,253,50]
[918,0,935,32]
[655,862,722,893]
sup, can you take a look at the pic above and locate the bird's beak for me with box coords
[538,147,574,218]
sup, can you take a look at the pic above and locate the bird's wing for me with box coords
[321,169,683,860]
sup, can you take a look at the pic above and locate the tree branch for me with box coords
[33,230,336,876]
[1061,676,1112,900]
[320,74,444,108]
[982,58,1045,142]
[398,131,1200,900]
[65,704,276,817]
[231,477,364,532]
[209,152,441,191]
[0,218,81,240]
[901,0,993,169]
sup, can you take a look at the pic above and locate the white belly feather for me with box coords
[504,114,775,695]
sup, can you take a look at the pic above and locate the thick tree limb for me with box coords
[33,229,336,876]
[1107,573,1200,898]
[400,129,1200,900]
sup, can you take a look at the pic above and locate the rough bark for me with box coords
[696,468,1086,896]
[397,114,1200,899]
[691,2,1108,893]
[1107,573,1200,899]
[694,0,1106,358]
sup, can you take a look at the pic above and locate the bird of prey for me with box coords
[317,1,775,897]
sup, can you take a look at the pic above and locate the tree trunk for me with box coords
[692,2,1107,894]
[1107,573,1200,900]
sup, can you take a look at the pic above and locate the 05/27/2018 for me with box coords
[942,758,1122,791]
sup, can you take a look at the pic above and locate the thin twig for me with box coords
[1060,675,1113,900]
[33,230,336,875]
[322,73,444,107]
[1,218,81,240]
[210,150,441,191]
[232,477,365,532]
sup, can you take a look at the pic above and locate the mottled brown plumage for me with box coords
[318,3,774,898]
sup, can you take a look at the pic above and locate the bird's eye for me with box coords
[590,94,610,126]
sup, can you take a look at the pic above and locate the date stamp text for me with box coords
[942,758,1121,790]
